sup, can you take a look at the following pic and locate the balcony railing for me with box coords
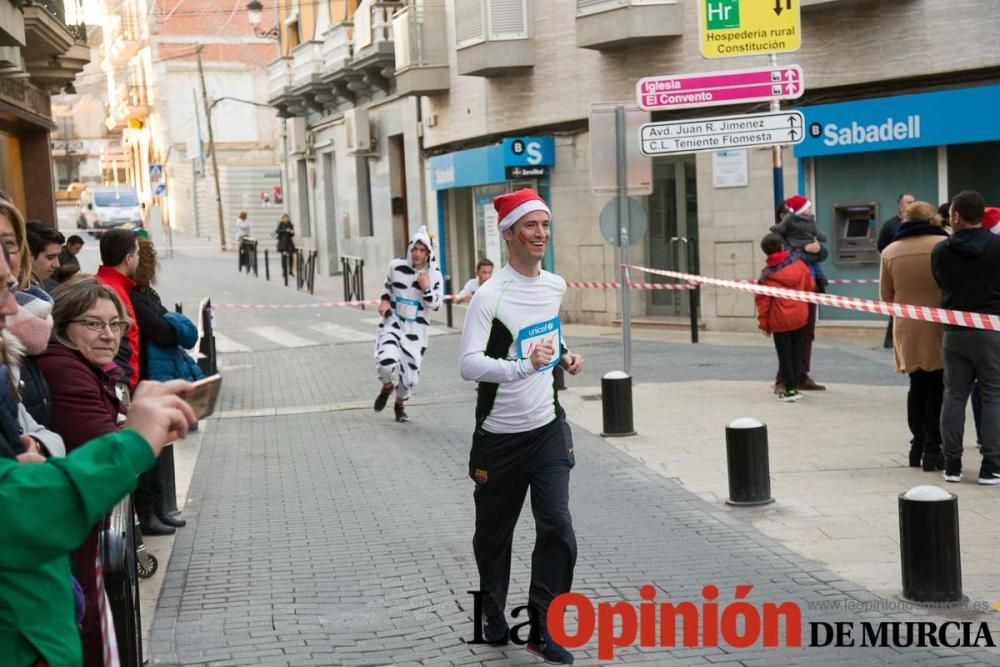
[292,41,324,88]
[353,0,402,53]
[322,22,353,69]
[0,77,52,119]
[33,0,66,23]
[267,57,292,102]
[128,84,148,108]
[393,1,447,70]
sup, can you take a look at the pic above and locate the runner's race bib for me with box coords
[517,316,561,372]
[395,296,420,321]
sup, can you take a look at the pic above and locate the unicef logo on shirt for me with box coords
[546,322,554,332]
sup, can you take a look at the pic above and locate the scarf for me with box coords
[893,219,949,242]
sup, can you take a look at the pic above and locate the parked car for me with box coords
[90,186,142,232]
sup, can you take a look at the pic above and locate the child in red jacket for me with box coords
[756,233,816,402]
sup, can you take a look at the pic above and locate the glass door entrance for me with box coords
[646,157,698,316]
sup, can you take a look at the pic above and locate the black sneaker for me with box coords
[922,451,944,472]
[978,460,1000,486]
[394,404,408,422]
[526,631,574,665]
[482,615,509,645]
[943,459,962,483]
[373,387,392,412]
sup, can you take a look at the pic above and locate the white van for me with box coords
[89,186,142,232]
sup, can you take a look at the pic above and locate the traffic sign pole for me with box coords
[770,54,784,212]
[616,105,632,376]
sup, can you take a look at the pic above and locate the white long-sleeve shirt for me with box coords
[459,263,567,434]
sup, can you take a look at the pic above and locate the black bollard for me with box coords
[264,249,270,281]
[600,371,635,437]
[160,444,180,517]
[445,275,453,328]
[899,486,963,603]
[553,365,566,392]
[724,418,774,506]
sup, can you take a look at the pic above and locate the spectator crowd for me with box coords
[0,193,203,666]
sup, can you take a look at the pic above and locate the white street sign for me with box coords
[639,110,805,156]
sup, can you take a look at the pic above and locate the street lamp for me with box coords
[246,0,279,39]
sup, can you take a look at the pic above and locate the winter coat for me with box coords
[147,313,205,382]
[36,342,123,452]
[1,331,62,456]
[0,429,154,667]
[275,220,296,253]
[131,286,177,379]
[931,227,1000,330]
[35,342,125,666]
[755,251,815,333]
[880,225,948,373]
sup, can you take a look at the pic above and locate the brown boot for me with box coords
[773,381,785,395]
[799,377,826,391]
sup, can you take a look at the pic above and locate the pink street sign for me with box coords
[636,65,804,111]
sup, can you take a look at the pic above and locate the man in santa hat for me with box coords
[373,226,444,422]
[459,188,583,664]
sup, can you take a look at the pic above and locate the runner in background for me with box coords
[456,258,494,303]
[459,189,583,665]
[372,227,443,423]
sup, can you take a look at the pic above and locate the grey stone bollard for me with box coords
[725,418,774,506]
[899,485,964,603]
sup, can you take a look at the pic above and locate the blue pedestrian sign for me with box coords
[149,164,164,183]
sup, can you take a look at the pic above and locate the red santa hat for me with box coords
[493,189,551,232]
[784,194,812,215]
[984,207,1000,233]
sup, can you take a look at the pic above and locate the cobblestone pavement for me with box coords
[146,240,997,666]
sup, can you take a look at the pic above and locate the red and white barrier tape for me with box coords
[826,278,879,285]
[214,282,699,309]
[566,281,695,290]
[625,264,1000,331]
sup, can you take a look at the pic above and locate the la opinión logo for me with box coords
[468,586,998,660]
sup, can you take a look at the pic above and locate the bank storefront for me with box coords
[429,137,555,285]
[795,83,1000,320]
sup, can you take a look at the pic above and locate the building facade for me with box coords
[0,0,89,222]
[268,0,1000,330]
[101,0,282,244]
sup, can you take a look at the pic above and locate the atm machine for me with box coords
[832,202,880,267]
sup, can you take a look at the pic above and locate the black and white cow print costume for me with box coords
[374,227,444,401]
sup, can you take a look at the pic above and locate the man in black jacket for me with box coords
[931,190,1000,485]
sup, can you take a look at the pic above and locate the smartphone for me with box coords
[181,374,222,420]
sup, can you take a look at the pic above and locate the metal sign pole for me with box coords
[770,53,785,211]
[615,105,632,375]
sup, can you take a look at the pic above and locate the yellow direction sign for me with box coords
[698,0,801,59]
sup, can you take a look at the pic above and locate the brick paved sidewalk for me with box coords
[149,332,997,666]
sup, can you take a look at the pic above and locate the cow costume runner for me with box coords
[373,226,443,422]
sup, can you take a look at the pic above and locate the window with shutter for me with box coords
[489,0,527,39]
[454,0,485,46]
[577,0,624,16]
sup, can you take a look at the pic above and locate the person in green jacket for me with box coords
[0,234,198,666]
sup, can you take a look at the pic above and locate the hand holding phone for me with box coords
[180,374,223,421]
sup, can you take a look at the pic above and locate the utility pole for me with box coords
[196,45,227,251]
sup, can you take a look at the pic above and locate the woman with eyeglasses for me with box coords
[0,198,59,432]
[37,276,134,667]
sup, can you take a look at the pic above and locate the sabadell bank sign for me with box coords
[794,84,1000,158]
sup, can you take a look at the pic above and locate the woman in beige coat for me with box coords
[880,201,950,471]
